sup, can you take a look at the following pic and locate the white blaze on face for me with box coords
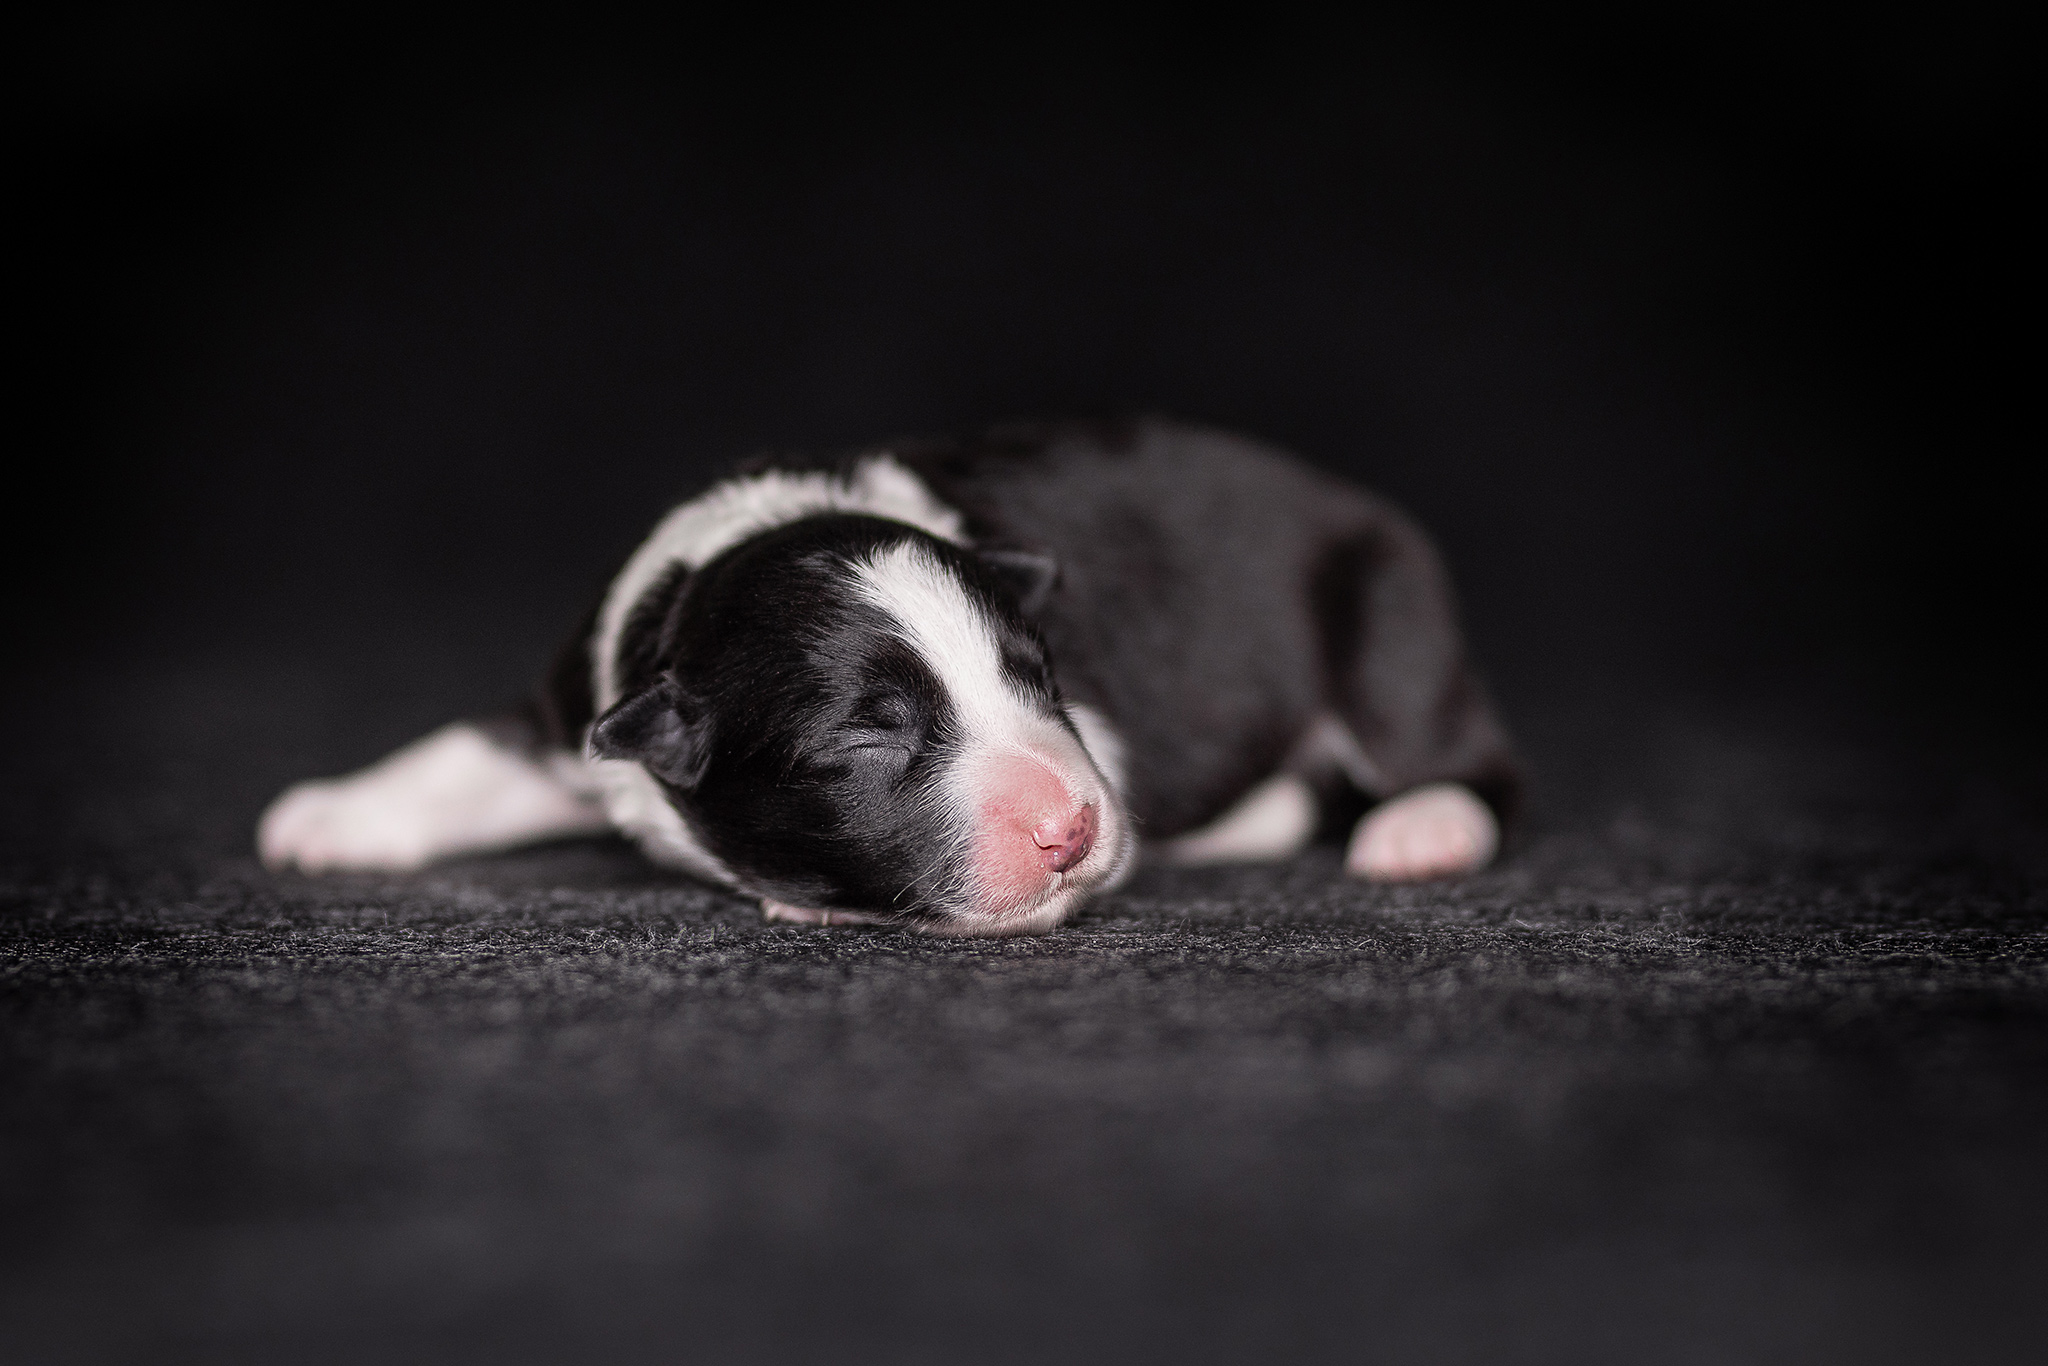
[850,541,1131,930]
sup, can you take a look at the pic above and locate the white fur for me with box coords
[1154,772,1318,866]
[849,540,1133,926]
[850,541,1031,740]
[1346,781,1498,880]
[587,455,967,877]
[258,723,611,872]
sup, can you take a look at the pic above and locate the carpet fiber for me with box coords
[4,652,2044,1364]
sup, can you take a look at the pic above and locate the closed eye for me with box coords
[837,694,925,764]
[848,690,922,736]
[832,731,918,786]
[838,640,944,760]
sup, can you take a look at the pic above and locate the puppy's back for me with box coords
[895,419,1410,836]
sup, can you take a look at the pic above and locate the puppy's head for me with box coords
[590,515,1131,935]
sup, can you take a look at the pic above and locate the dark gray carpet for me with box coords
[4,649,2045,1365]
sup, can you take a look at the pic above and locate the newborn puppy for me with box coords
[260,419,1519,936]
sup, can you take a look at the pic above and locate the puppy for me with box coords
[260,419,1519,936]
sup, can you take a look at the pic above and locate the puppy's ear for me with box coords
[588,675,710,789]
[979,548,1060,616]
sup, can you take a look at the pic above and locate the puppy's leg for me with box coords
[1154,772,1319,866]
[1314,505,1521,881]
[261,605,611,873]
[259,717,609,872]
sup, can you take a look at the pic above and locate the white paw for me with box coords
[259,724,608,873]
[1345,782,1498,882]
[762,900,888,927]
[259,776,438,872]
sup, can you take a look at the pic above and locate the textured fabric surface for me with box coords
[4,648,2045,1364]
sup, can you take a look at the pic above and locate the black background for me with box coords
[22,5,2033,710]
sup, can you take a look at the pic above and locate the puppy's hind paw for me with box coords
[1345,782,1498,882]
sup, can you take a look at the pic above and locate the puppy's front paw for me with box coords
[1345,782,1498,881]
[258,723,608,873]
[259,779,435,872]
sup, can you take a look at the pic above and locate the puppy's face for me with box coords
[591,516,1131,935]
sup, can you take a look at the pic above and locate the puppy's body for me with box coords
[262,419,1518,936]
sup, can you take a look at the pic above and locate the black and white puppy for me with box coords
[260,419,1519,937]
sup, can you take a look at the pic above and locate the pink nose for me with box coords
[1032,804,1097,872]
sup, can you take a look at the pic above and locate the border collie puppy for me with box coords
[259,419,1519,937]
